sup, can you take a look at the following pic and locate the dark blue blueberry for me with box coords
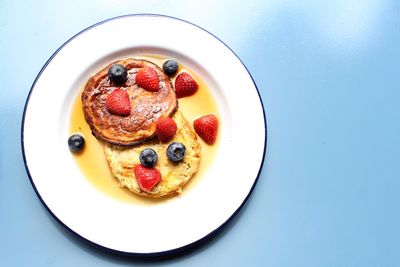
[166,142,186,162]
[162,60,179,77]
[68,134,85,153]
[139,148,158,167]
[108,64,128,85]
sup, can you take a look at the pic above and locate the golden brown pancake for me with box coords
[82,58,178,145]
[104,111,201,198]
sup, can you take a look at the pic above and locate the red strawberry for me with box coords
[134,164,161,193]
[156,117,177,142]
[174,72,198,98]
[193,114,219,145]
[135,67,160,92]
[105,88,131,116]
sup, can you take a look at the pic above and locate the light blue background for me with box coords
[1,0,399,266]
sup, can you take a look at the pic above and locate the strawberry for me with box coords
[156,117,177,142]
[174,72,198,98]
[135,67,160,92]
[105,88,131,116]
[134,164,161,193]
[193,114,219,145]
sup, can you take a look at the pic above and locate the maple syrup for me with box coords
[69,55,220,204]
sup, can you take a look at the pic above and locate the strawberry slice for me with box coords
[134,164,161,193]
[193,114,219,145]
[105,88,131,116]
[174,72,198,98]
[156,117,177,142]
[135,67,160,92]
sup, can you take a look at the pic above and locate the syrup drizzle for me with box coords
[69,55,220,204]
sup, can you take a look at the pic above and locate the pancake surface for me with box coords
[82,58,177,145]
[104,111,201,198]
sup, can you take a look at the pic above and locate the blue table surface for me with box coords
[1,1,400,266]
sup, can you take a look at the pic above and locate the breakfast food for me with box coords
[193,114,219,145]
[174,72,199,98]
[166,142,186,162]
[71,55,220,199]
[68,134,85,153]
[156,117,177,142]
[135,67,160,92]
[82,58,177,145]
[162,60,179,77]
[108,64,128,85]
[133,164,162,193]
[139,148,158,167]
[104,111,201,198]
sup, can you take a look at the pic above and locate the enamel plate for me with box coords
[22,15,266,255]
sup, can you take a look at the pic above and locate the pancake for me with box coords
[82,58,178,145]
[104,111,201,198]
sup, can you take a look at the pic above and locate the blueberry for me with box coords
[68,134,85,153]
[108,64,128,85]
[139,148,158,167]
[162,60,179,77]
[166,142,186,162]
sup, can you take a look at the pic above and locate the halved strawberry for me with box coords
[174,72,198,98]
[193,114,219,145]
[105,88,131,116]
[156,117,177,142]
[134,164,161,193]
[135,67,160,92]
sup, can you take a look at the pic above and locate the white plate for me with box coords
[22,14,266,255]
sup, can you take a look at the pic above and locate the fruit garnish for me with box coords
[135,67,160,92]
[134,164,161,193]
[156,117,177,142]
[68,134,85,153]
[174,72,199,98]
[139,148,158,168]
[108,64,128,85]
[105,88,131,116]
[193,114,218,145]
[166,142,186,162]
[162,60,179,77]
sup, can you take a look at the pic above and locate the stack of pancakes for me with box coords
[82,58,200,198]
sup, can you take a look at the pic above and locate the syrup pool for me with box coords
[69,55,220,204]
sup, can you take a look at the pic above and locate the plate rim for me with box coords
[20,13,268,257]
